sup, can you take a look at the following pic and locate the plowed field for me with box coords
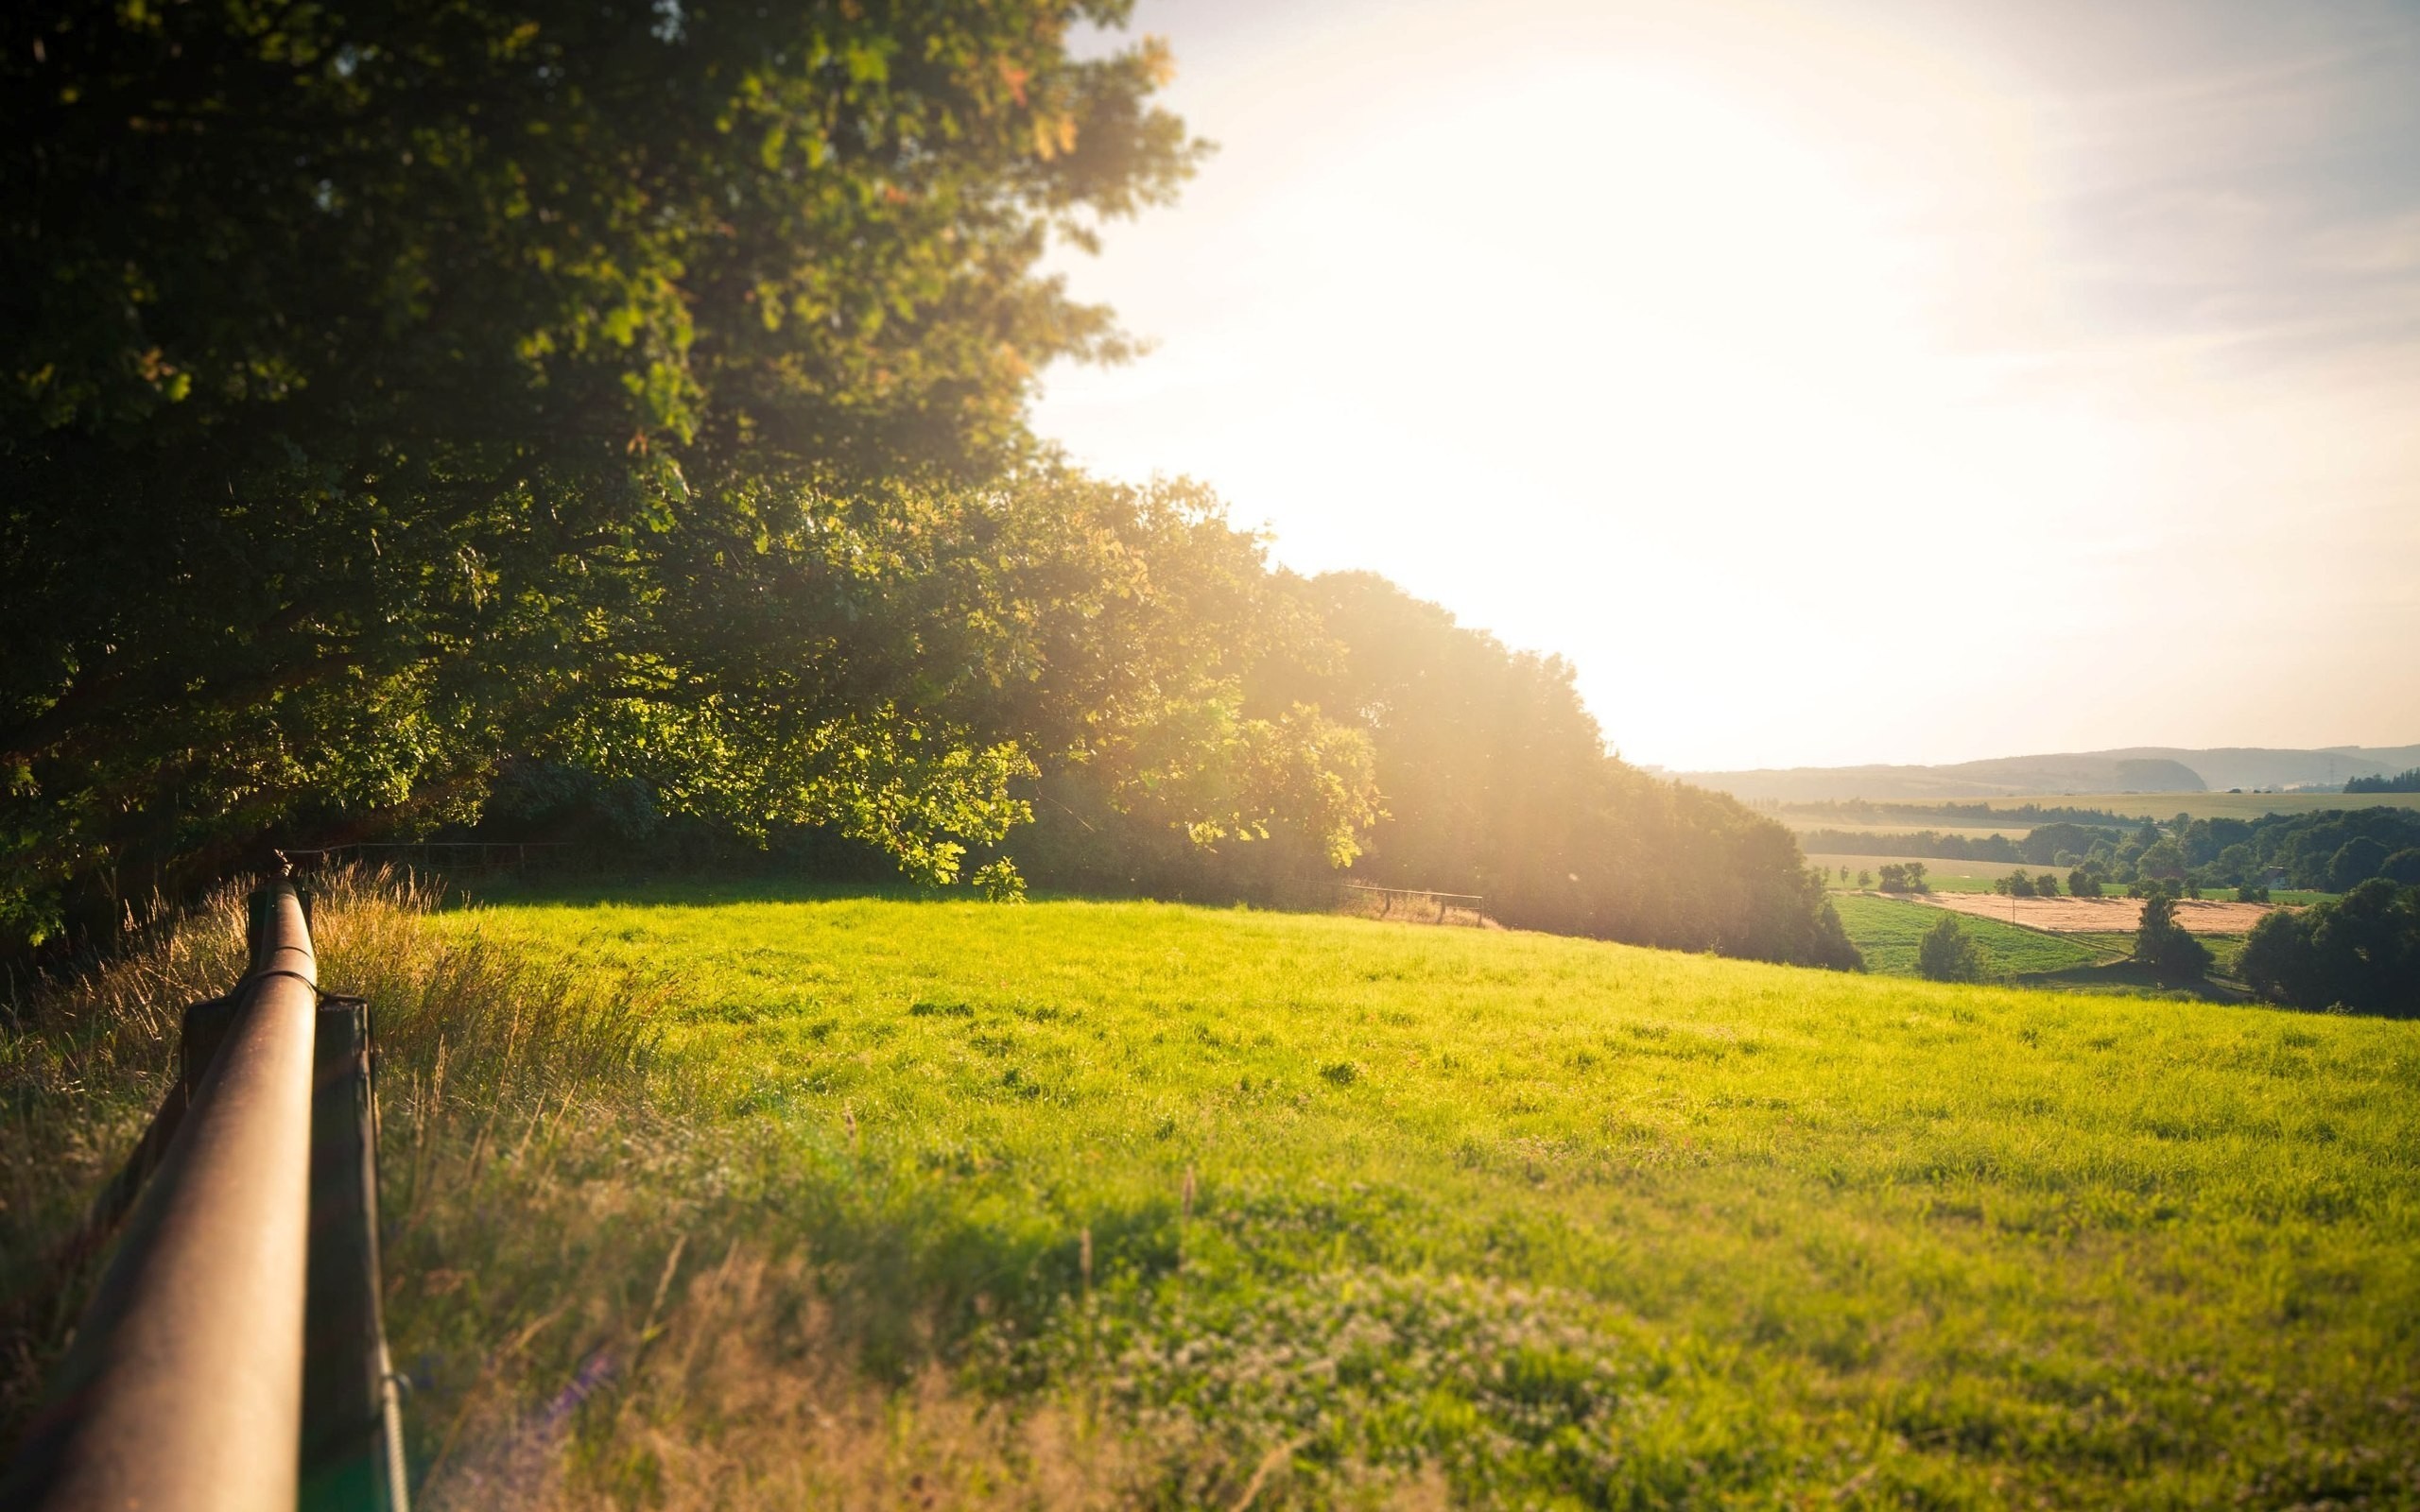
[1915,891,2273,935]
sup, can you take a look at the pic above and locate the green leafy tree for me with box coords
[2135,838,2188,881]
[2135,892,2210,982]
[2035,871,2060,898]
[2241,880,2420,1013]
[2328,837,2391,892]
[1,0,1207,943]
[1263,574,1859,969]
[2067,868,2102,898]
[1917,913,1982,982]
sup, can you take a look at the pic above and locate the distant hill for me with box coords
[1679,746,2420,802]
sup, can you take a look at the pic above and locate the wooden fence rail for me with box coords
[1339,883,1487,923]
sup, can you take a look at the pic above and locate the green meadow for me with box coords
[1824,893,2116,978]
[385,883,2420,1507]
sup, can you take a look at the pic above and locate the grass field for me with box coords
[1825,893,2118,978]
[423,882,2419,1506]
[12,878,2418,1507]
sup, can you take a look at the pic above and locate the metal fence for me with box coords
[2,873,408,1512]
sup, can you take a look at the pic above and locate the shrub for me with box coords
[1916,914,1983,983]
[2036,873,2061,898]
[2068,869,2103,899]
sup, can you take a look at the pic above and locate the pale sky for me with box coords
[1034,0,2420,771]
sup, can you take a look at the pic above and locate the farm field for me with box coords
[370,883,2419,1506]
[1826,893,2116,978]
[1916,891,2273,936]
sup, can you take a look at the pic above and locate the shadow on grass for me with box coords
[2014,958,2256,1003]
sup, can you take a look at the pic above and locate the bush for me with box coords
[1917,914,1983,982]
[1993,871,2035,898]
[2036,872,2061,898]
[2236,884,2271,903]
[2068,868,2102,899]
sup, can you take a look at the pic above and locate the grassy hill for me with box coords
[9,878,2418,1507]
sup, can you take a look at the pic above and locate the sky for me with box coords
[1031,0,2420,772]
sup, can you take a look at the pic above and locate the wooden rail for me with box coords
[2,876,408,1511]
[1340,883,1486,922]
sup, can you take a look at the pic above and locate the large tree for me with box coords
[1,0,1218,943]
[1271,574,1860,969]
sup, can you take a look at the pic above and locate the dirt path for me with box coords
[1910,892,2273,935]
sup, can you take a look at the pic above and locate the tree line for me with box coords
[1811,810,2420,896]
[2345,768,2420,794]
[1,0,1856,971]
[1797,821,2120,868]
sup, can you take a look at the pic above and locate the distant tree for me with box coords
[2240,879,2420,1013]
[2214,843,2258,884]
[1857,869,1873,889]
[2329,837,2392,892]
[2036,872,2061,898]
[1993,871,2034,897]
[2386,850,2420,886]
[1839,865,1850,884]
[2135,892,2210,982]
[2135,838,2188,881]
[2068,868,2102,898]
[2236,883,2271,903]
[1878,864,1911,893]
[1905,862,1930,893]
[1917,913,1983,983]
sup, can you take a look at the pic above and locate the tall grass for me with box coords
[2,872,1186,1507]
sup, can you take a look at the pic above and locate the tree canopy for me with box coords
[4,0,1204,937]
[2,0,1858,976]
